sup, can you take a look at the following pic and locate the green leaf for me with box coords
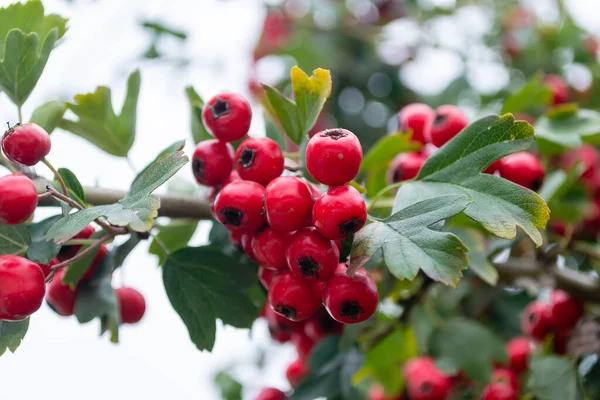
[26,215,62,263]
[0,318,29,357]
[60,70,141,157]
[350,195,471,287]
[132,140,185,186]
[30,100,66,133]
[185,86,211,144]
[449,227,498,285]
[162,246,260,351]
[527,356,577,400]
[55,168,86,206]
[360,133,419,172]
[214,372,242,400]
[62,231,105,287]
[265,114,286,149]
[540,167,587,223]
[535,109,600,155]
[501,73,552,114]
[395,114,549,247]
[75,276,120,323]
[430,318,507,383]
[112,234,141,269]
[149,219,198,265]
[0,224,30,256]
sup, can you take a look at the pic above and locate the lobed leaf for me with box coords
[30,100,66,133]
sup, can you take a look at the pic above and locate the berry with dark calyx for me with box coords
[38,258,59,279]
[403,356,452,400]
[313,185,367,240]
[387,152,426,183]
[191,139,234,186]
[255,388,286,400]
[258,266,279,289]
[214,180,266,233]
[303,307,343,341]
[546,289,583,330]
[286,358,309,387]
[506,336,534,374]
[291,330,316,362]
[263,304,301,343]
[252,227,290,269]
[521,301,551,340]
[0,255,46,321]
[480,383,517,400]
[322,268,378,324]
[0,174,38,225]
[116,287,146,324]
[269,271,321,321]
[201,92,252,142]
[286,227,339,281]
[2,123,51,166]
[235,137,284,186]
[57,225,96,261]
[429,105,468,148]
[46,269,77,316]
[543,75,570,105]
[264,177,314,232]
[397,103,435,144]
[499,152,545,191]
[491,368,518,392]
[305,128,362,186]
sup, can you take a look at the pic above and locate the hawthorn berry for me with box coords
[57,225,96,261]
[38,258,58,279]
[303,308,343,341]
[241,233,258,262]
[77,245,108,281]
[387,152,426,183]
[397,103,435,144]
[480,383,517,400]
[2,123,51,166]
[207,171,241,204]
[285,227,339,281]
[543,75,569,105]
[484,159,503,174]
[499,152,545,191]
[0,174,38,225]
[258,266,279,289]
[214,180,266,233]
[291,330,316,362]
[252,227,289,269]
[269,271,321,321]
[506,336,534,374]
[285,358,309,387]
[201,92,252,142]
[403,357,452,400]
[313,185,367,240]
[116,287,146,324]
[264,176,314,232]
[545,289,583,330]
[263,304,301,343]
[521,301,551,340]
[191,139,234,186]
[255,388,286,400]
[322,268,378,324]
[235,137,284,186]
[0,255,46,321]
[305,128,362,186]
[46,268,77,316]
[429,105,469,148]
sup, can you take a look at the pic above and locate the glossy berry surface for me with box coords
[201,92,252,142]
[286,358,308,387]
[388,152,426,183]
[38,258,58,279]
[269,272,321,321]
[255,388,286,400]
[285,227,339,281]
[506,336,533,374]
[192,139,234,186]
[57,225,96,261]
[0,174,38,225]
[0,255,46,321]
[521,300,551,340]
[214,180,266,233]
[305,128,362,186]
[258,266,279,289]
[480,383,518,400]
[241,233,257,262]
[116,287,146,324]
[499,152,545,191]
[235,137,284,186]
[264,176,314,232]
[546,289,583,330]
[46,269,77,316]
[263,304,300,343]
[313,185,367,240]
[322,269,378,324]
[543,75,569,105]
[2,123,51,166]
[397,103,435,144]
[252,227,289,269]
[429,105,469,148]
[403,357,451,400]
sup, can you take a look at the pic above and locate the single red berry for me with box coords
[241,233,257,262]
[0,174,38,225]
[403,357,452,400]
[521,301,551,340]
[285,227,339,281]
[368,385,403,400]
[46,268,77,316]
[235,137,283,186]
[263,304,301,343]
[0,255,46,321]
[499,152,545,191]
[506,336,534,374]
[305,129,362,186]
[269,271,322,321]
[286,358,309,387]
[214,180,266,233]
[2,123,51,166]
[264,176,314,232]
[207,171,241,203]
[429,105,468,148]
[543,75,570,105]
[313,185,367,240]
[252,227,290,269]
[38,258,59,279]
[484,159,503,174]
[291,330,316,362]
[258,266,279,289]
[561,145,599,182]
[397,103,435,144]
[545,289,583,330]
[323,269,378,324]
[491,368,518,392]
[387,152,426,183]
[57,225,96,261]
[116,287,146,324]
[201,92,252,142]
[303,307,344,341]
[191,139,234,186]
[255,388,286,400]
[480,383,518,400]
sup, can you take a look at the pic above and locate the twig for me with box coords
[42,158,68,196]
[45,234,113,282]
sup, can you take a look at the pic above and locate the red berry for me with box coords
[252,227,289,269]
[521,301,551,340]
[214,180,266,233]
[46,269,77,316]
[269,271,321,321]
[2,123,51,166]
[191,139,234,186]
[263,304,301,343]
[403,357,451,400]
[255,388,286,400]
[241,233,257,262]
[286,358,309,387]
[79,245,108,281]
[38,258,58,279]
[323,268,378,324]
[264,177,314,232]
[499,152,545,191]
[506,336,534,374]
[552,328,571,355]
[57,225,96,261]
[546,289,583,330]
[285,227,339,281]
[543,75,570,105]
[0,174,38,225]
[429,105,469,148]
[291,330,316,362]
[387,152,426,183]
[305,128,362,186]
[484,159,503,174]
[303,307,344,341]
[368,385,403,400]
[491,368,518,392]
[480,383,518,400]
[235,137,283,186]
[201,92,252,142]
[397,103,435,144]
[258,266,279,289]
[0,255,46,320]
[313,185,367,240]
[207,171,241,203]
[116,287,146,324]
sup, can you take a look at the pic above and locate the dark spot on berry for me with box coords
[530,178,543,192]
[191,158,204,180]
[392,168,403,183]
[340,300,363,320]
[433,113,448,126]
[338,217,363,235]
[320,129,347,140]
[274,304,297,320]
[238,147,256,168]
[210,97,230,119]
[297,256,321,278]
[219,206,244,227]
[419,381,433,394]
